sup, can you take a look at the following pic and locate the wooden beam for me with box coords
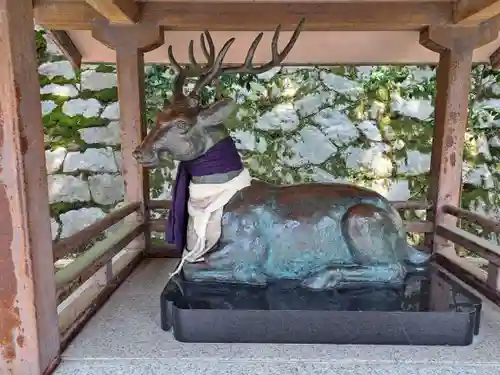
[454,0,500,24]
[436,224,500,266]
[487,263,500,290]
[92,19,164,51]
[404,221,434,233]
[85,0,140,24]
[148,199,171,210]
[147,243,180,258]
[34,1,100,29]
[0,0,60,373]
[35,1,452,31]
[45,30,81,69]
[435,253,500,307]
[419,24,499,256]
[92,21,164,253]
[442,204,500,234]
[53,202,140,261]
[55,223,144,291]
[149,219,167,233]
[390,200,430,210]
[115,50,150,251]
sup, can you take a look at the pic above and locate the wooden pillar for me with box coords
[0,1,60,374]
[92,21,164,252]
[420,23,499,255]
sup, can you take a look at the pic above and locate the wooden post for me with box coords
[0,0,60,374]
[92,21,164,252]
[420,23,499,256]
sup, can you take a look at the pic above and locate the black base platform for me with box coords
[160,263,481,346]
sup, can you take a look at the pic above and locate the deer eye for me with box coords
[175,121,190,133]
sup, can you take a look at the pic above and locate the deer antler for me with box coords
[167,31,217,96]
[167,18,305,99]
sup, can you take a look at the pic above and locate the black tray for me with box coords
[160,263,481,346]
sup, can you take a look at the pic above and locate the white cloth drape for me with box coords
[170,168,252,277]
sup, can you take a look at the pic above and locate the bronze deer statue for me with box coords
[133,19,430,290]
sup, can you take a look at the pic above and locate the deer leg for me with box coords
[300,264,407,290]
[182,239,268,285]
[301,203,412,290]
[342,203,405,264]
[182,265,267,285]
[182,211,269,285]
[342,203,429,266]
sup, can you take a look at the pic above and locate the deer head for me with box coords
[133,19,305,168]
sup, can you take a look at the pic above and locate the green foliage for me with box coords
[35,29,48,64]
[44,109,107,150]
[50,201,91,217]
[95,64,116,73]
[80,87,118,103]
[37,32,118,153]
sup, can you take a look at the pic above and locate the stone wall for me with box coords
[40,32,123,241]
[38,30,500,245]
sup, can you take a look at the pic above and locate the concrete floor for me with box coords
[54,258,500,375]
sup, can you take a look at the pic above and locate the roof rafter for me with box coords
[45,30,82,69]
[85,0,140,24]
[454,0,500,24]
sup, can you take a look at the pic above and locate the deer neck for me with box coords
[191,124,243,185]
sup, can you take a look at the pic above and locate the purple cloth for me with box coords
[166,137,243,255]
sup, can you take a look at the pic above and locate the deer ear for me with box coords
[197,98,236,128]
[156,109,171,127]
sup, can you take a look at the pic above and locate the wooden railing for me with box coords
[53,202,146,349]
[147,199,177,257]
[56,223,144,296]
[391,200,432,235]
[442,205,500,234]
[434,204,500,303]
[391,200,430,210]
[148,199,171,210]
[53,202,141,261]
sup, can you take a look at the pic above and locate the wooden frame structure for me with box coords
[2,0,500,373]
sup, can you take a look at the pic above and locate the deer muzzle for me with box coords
[132,146,159,168]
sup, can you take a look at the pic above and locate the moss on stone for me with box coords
[43,108,110,149]
[39,75,51,87]
[47,75,78,85]
[40,93,78,105]
[95,64,116,73]
[80,87,118,103]
[50,201,92,217]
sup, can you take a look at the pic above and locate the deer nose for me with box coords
[132,149,142,160]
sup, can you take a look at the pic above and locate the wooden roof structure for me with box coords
[2,1,500,374]
[34,0,500,66]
